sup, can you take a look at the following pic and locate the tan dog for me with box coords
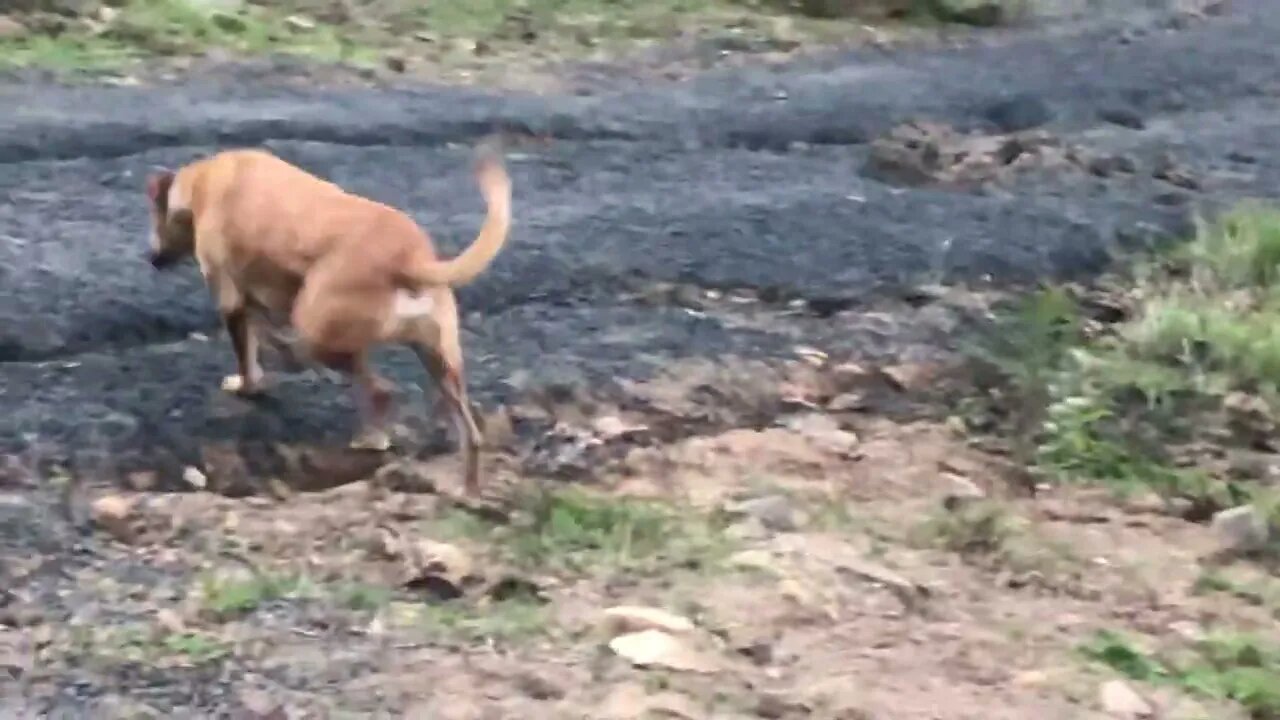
[144,143,512,496]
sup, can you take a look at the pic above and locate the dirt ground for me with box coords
[3,292,1275,719]
[2,0,1279,718]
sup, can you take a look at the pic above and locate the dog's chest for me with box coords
[236,256,302,317]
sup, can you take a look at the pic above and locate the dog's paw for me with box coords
[220,374,263,396]
[349,430,392,452]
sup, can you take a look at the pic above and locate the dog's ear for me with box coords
[146,170,175,207]
[166,207,195,232]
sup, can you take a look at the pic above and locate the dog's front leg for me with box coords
[219,307,266,397]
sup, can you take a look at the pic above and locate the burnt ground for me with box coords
[2,0,1280,718]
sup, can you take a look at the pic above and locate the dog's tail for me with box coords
[397,144,512,288]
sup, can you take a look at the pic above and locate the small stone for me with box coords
[755,692,808,718]
[602,606,696,636]
[880,362,938,392]
[125,471,157,491]
[384,54,407,72]
[90,495,136,543]
[608,630,719,673]
[283,14,315,31]
[648,692,705,719]
[181,466,207,490]
[402,540,477,599]
[515,671,565,700]
[1012,669,1049,686]
[155,608,185,634]
[782,412,859,455]
[237,688,287,720]
[942,472,986,507]
[826,391,868,412]
[1167,620,1205,643]
[592,415,648,441]
[728,549,777,572]
[724,495,805,533]
[1099,679,1153,718]
[1210,504,1272,554]
[831,362,873,386]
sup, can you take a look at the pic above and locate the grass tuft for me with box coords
[961,203,1280,529]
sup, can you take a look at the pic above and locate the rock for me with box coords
[181,466,207,490]
[384,53,407,73]
[0,629,30,680]
[1210,504,1272,554]
[155,608,185,634]
[647,692,705,719]
[942,471,986,511]
[608,629,719,673]
[826,391,868,412]
[837,556,929,611]
[0,15,28,39]
[90,494,136,543]
[1098,679,1153,718]
[1012,669,1049,686]
[781,413,859,456]
[125,471,157,491]
[237,688,287,720]
[515,671,565,700]
[1152,152,1199,190]
[880,362,939,392]
[1223,391,1275,446]
[724,495,806,533]
[209,10,248,33]
[283,14,315,31]
[728,549,777,572]
[592,415,649,441]
[401,539,477,599]
[602,606,696,636]
[755,692,809,718]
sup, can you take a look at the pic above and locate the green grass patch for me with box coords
[910,499,1082,585]
[417,595,549,643]
[961,204,1280,523]
[68,623,231,669]
[0,0,373,71]
[0,0,1027,72]
[430,486,733,576]
[196,567,308,620]
[1082,629,1280,719]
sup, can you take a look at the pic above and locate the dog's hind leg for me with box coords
[410,334,483,496]
[347,352,396,452]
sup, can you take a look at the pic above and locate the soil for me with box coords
[1,0,1279,717]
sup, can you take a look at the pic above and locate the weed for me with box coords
[69,624,230,669]
[962,204,1280,517]
[335,582,393,612]
[451,486,732,575]
[196,568,302,620]
[1082,629,1280,719]
[914,499,1020,556]
[157,631,232,663]
[416,596,549,644]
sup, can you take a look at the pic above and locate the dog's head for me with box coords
[145,169,195,270]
